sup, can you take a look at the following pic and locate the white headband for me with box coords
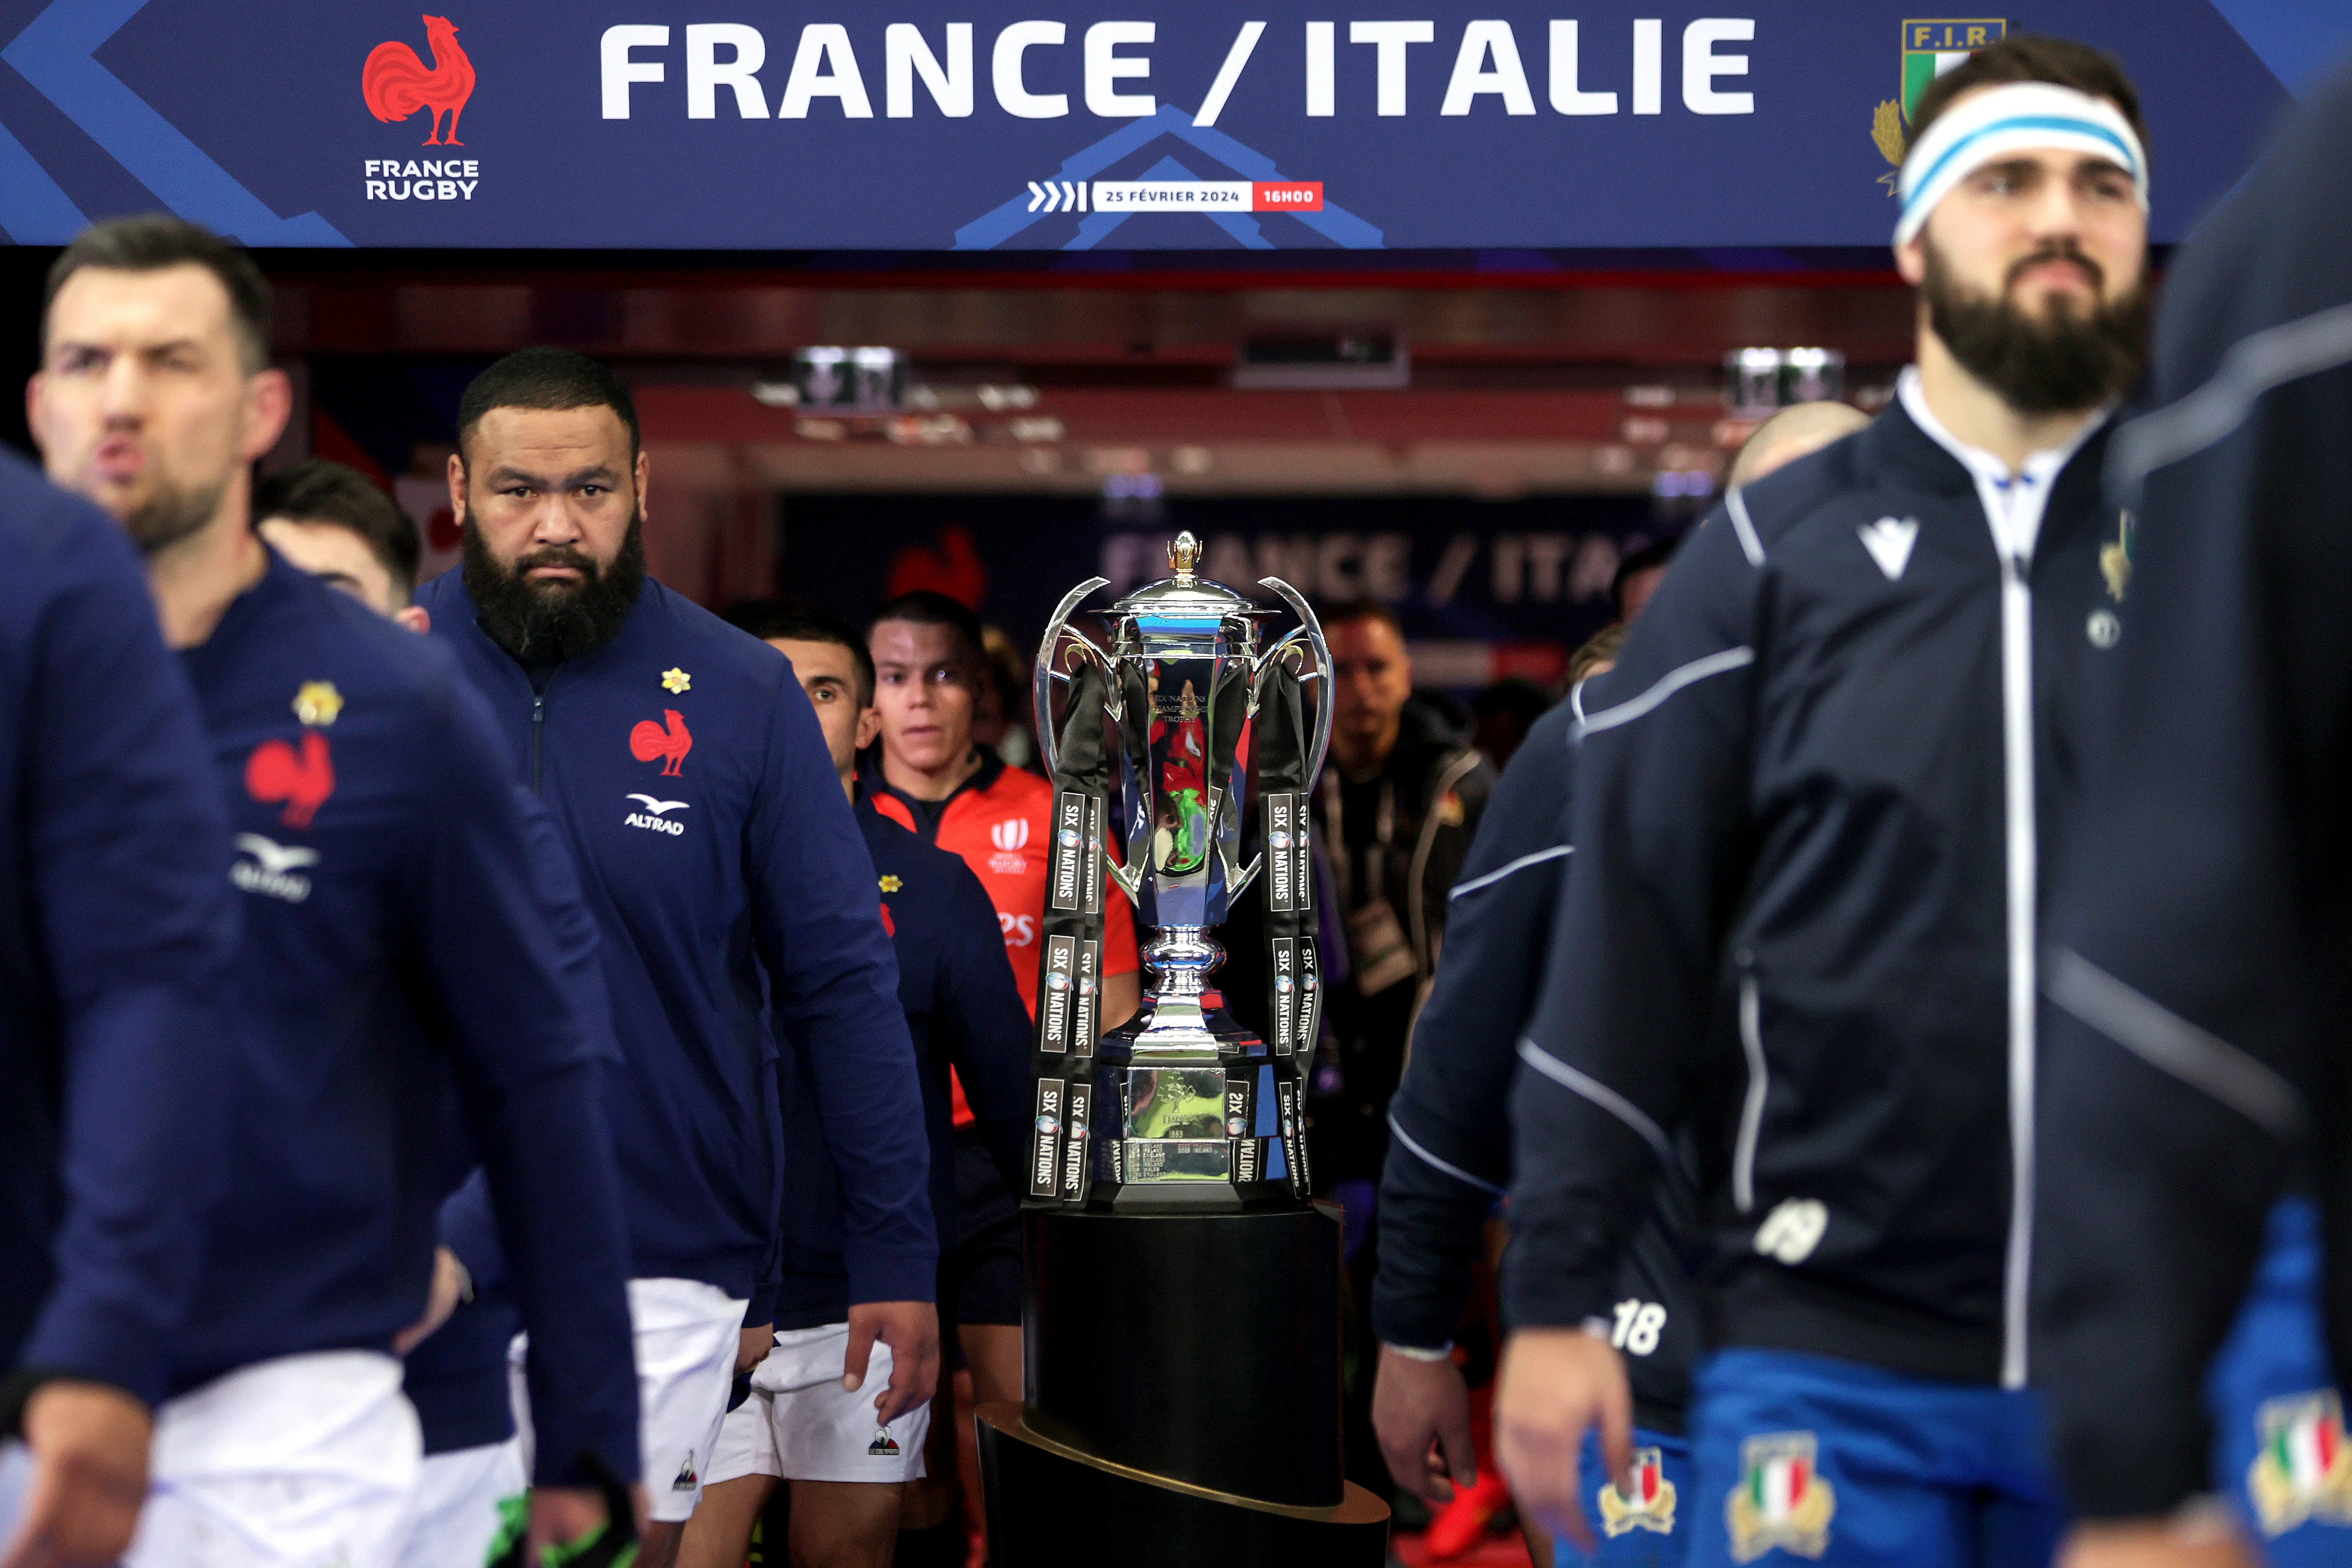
[1894,80,2147,247]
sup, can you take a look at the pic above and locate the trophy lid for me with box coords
[1109,531,1267,620]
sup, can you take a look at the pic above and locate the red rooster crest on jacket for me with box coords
[631,710,693,777]
[363,15,476,147]
[246,734,336,831]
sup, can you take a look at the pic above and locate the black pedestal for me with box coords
[977,1204,1388,1567]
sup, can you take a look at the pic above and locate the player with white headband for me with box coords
[1494,36,2152,1568]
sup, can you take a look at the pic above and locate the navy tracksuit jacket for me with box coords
[773,801,1031,1330]
[2035,59,2352,1520]
[1373,696,1699,1436]
[0,451,240,1422]
[179,551,638,1486]
[1508,385,2122,1392]
[418,571,934,1317]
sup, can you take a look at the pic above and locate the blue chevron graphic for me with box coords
[953,103,1381,250]
[3,0,347,245]
[0,121,88,243]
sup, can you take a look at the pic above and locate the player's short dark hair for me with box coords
[1611,538,1679,622]
[724,599,875,706]
[45,216,272,374]
[870,590,986,670]
[457,347,641,465]
[254,459,422,604]
[1911,34,2148,154]
[1320,598,1405,639]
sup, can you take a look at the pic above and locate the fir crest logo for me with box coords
[1726,1432,1835,1562]
[1873,20,2009,192]
[2248,1392,2352,1538]
[2101,509,2135,602]
[1598,1447,1677,1537]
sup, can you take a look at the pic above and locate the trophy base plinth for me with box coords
[1017,1205,1348,1504]
[976,1403,1389,1568]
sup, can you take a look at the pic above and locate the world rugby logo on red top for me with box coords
[361,15,485,202]
[990,819,1030,852]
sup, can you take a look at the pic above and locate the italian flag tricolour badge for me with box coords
[1726,1432,1836,1562]
[2248,1391,2352,1538]
[1597,1447,1677,1538]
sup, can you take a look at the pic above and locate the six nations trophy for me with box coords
[974,533,1391,1567]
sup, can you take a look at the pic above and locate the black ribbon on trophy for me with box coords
[1027,656,1111,1208]
[1252,654,1317,1200]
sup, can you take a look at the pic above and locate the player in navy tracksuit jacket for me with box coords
[420,349,933,1547]
[31,218,642,1567]
[0,450,240,1563]
[1496,45,2157,1561]
[779,799,1029,1332]
[174,551,641,1459]
[2034,60,2352,1565]
[1374,693,1702,1560]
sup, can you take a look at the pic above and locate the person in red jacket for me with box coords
[859,590,1141,1549]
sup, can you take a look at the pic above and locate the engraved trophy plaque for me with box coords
[1023,531,1332,1211]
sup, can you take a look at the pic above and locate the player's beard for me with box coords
[463,508,647,663]
[1923,235,2150,415]
[122,472,227,556]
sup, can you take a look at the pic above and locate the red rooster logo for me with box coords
[246,734,336,830]
[363,15,476,147]
[630,710,694,777]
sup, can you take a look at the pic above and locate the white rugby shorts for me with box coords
[396,1437,525,1568]
[510,1277,748,1525]
[707,1322,930,1487]
[124,1350,421,1568]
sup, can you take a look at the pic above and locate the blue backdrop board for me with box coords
[0,2,2338,250]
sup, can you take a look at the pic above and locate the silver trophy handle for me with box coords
[1256,577,1336,785]
[1031,577,1111,780]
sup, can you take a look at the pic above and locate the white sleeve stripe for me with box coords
[1516,1038,1674,1166]
[1572,646,1756,739]
[2110,300,2352,493]
[1569,677,1590,726]
[2044,947,2307,1141]
[1449,844,1572,901]
[1726,487,1766,566]
[1387,1111,1508,1197]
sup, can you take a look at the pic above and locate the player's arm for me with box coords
[406,679,638,1491]
[1372,720,1573,1500]
[1498,512,1763,1540]
[9,508,240,1409]
[2038,74,2352,1532]
[1,505,242,1568]
[746,677,938,1422]
[934,856,1037,1195]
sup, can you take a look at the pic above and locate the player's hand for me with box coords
[736,1324,773,1378]
[526,1483,646,1565]
[1373,1346,1477,1503]
[0,1379,153,1568]
[2058,1515,2260,1568]
[393,1246,467,1355]
[1495,1326,1632,1556]
[845,1300,939,1428]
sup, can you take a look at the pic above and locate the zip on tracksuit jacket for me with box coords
[1373,697,1699,1436]
[773,801,1032,1330]
[1508,380,2123,1391]
[179,551,638,1486]
[2034,60,2352,1520]
[419,572,935,1315]
[0,451,240,1426]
